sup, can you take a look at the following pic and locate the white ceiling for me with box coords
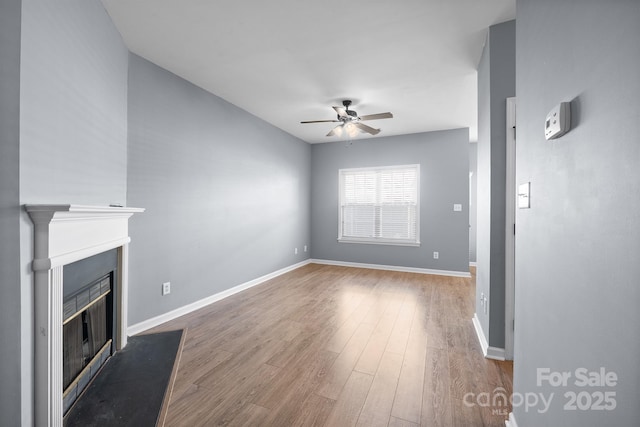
[101,0,515,144]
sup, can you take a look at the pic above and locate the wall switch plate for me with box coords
[162,282,171,296]
[518,182,531,209]
[453,204,462,212]
[433,251,439,259]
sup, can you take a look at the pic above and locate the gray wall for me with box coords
[310,129,469,273]
[20,0,128,204]
[513,1,639,425]
[469,142,477,263]
[476,20,515,350]
[17,0,129,423]
[0,0,23,424]
[126,54,311,325]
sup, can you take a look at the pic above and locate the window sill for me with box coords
[337,238,421,247]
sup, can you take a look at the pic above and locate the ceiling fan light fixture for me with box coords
[344,122,359,138]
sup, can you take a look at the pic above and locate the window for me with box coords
[338,164,420,246]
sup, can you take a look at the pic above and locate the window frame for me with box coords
[337,164,421,247]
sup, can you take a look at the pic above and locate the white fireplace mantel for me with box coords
[26,204,144,427]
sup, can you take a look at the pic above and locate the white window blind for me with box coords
[338,164,420,246]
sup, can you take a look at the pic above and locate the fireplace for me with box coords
[61,249,118,414]
[26,205,144,427]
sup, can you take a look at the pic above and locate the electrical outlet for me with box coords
[294,247,298,255]
[162,282,171,296]
[304,245,307,252]
[433,251,439,259]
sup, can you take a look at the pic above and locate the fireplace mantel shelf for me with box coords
[26,204,145,271]
[26,204,144,214]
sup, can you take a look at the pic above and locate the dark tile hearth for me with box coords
[64,329,184,427]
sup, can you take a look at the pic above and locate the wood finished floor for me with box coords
[148,264,513,427]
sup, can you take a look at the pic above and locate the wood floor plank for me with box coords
[193,337,286,391]
[317,323,375,400]
[266,331,318,369]
[325,318,360,353]
[289,393,336,427]
[425,285,448,350]
[355,351,403,427]
[361,296,391,326]
[227,403,270,427]
[253,348,337,411]
[278,320,303,342]
[169,348,234,397]
[451,396,484,427]
[448,350,473,401]
[163,382,223,425]
[384,294,416,355]
[390,302,428,424]
[259,350,338,426]
[421,347,453,427]
[425,316,447,350]
[353,298,402,375]
[198,362,281,426]
[388,416,419,427]
[323,371,374,427]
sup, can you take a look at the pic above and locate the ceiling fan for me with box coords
[301,100,393,137]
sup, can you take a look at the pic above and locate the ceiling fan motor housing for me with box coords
[338,111,358,121]
[340,100,357,120]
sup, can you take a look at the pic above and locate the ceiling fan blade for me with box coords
[354,122,380,135]
[359,112,393,121]
[300,119,341,124]
[333,106,348,118]
[326,125,343,137]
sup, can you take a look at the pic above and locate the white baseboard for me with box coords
[486,345,506,361]
[472,313,506,361]
[311,258,471,278]
[505,412,518,427]
[127,259,312,336]
[472,313,489,352]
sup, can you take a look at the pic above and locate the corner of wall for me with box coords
[0,0,24,424]
[476,16,515,353]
